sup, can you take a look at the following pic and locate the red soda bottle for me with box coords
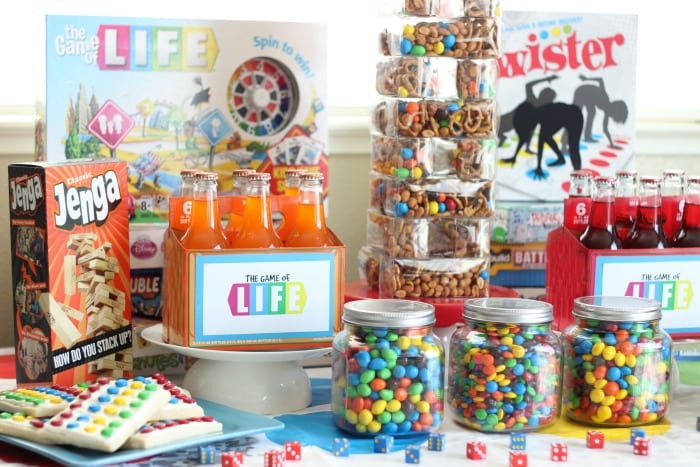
[614,170,639,241]
[579,176,621,249]
[563,170,592,236]
[672,175,700,247]
[661,169,686,241]
[623,175,668,249]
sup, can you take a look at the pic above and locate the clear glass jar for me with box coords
[562,296,671,426]
[448,297,561,432]
[332,299,444,436]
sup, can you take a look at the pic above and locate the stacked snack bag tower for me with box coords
[360,0,501,302]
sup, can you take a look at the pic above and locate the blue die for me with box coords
[405,445,421,464]
[198,445,217,464]
[333,437,350,457]
[630,428,646,444]
[510,433,526,450]
[428,433,446,451]
[374,434,394,453]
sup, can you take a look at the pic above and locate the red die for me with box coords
[264,450,285,467]
[633,437,650,456]
[550,443,568,462]
[509,451,528,467]
[586,430,605,449]
[466,441,487,460]
[284,441,302,461]
[221,451,244,467]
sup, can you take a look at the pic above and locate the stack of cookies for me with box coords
[0,374,222,453]
[360,0,502,301]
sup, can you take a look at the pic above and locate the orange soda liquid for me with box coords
[285,172,331,247]
[180,173,227,250]
[230,195,283,248]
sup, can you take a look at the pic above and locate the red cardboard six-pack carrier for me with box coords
[8,159,132,386]
[162,194,345,350]
[546,226,700,339]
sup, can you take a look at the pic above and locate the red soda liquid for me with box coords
[673,202,700,247]
[614,196,638,241]
[622,205,668,249]
[579,200,620,249]
[661,194,684,241]
[564,196,592,235]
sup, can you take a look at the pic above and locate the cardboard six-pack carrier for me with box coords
[162,195,345,350]
[8,159,133,386]
[546,227,700,339]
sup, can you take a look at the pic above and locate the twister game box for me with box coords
[8,159,132,386]
[39,16,328,222]
[495,11,638,201]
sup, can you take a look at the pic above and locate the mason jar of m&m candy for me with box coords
[332,299,444,436]
[448,297,562,432]
[562,296,671,427]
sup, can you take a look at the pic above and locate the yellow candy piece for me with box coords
[371,400,387,415]
[358,409,374,426]
[596,405,612,421]
[602,345,617,360]
[590,388,605,403]
[591,341,605,356]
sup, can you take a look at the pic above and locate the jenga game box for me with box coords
[8,159,132,386]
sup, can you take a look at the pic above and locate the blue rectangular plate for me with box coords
[0,399,284,466]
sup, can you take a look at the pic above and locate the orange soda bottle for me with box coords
[180,172,228,249]
[275,169,305,242]
[229,172,283,248]
[285,172,332,247]
[224,168,256,243]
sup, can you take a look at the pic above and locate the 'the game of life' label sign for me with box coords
[592,254,700,336]
[191,251,338,344]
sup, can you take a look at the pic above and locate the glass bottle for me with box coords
[276,169,306,241]
[672,175,700,247]
[614,170,639,241]
[180,172,228,250]
[448,297,561,432]
[224,168,256,243]
[579,176,621,249]
[623,175,668,249]
[661,169,686,241]
[332,299,444,436]
[285,172,332,247]
[563,170,592,236]
[229,172,283,248]
[562,296,671,427]
[284,169,305,196]
[179,169,200,197]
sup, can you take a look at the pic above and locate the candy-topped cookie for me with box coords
[0,411,52,444]
[43,376,170,452]
[123,416,223,449]
[148,373,205,421]
[0,385,82,418]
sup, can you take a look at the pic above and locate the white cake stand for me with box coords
[140,324,332,415]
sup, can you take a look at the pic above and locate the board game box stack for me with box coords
[7,159,133,386]
[359,0,501,309]
[37,15,329,319]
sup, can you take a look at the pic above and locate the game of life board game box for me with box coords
[39,15,328,222]
[495,11,638,201]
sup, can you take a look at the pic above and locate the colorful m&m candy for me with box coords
[562,296,671,427]
[332,299,444,436]
[448,298,562,432]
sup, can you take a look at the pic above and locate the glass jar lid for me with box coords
[463,297,553,324]
[573,296,661,321]
[343,299,435,328]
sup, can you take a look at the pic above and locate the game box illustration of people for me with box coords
[38,16,328,222]
[495,11,638,201]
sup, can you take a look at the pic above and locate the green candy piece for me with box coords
[392,411,406,424]
[410,45,427,56]
[130,400,143,409]
[379,389,394,401]
[395,167,409,179]
[138,392,151,401]
[504,358,517,368]
[381,348,398,361]
[474,408,487,420]
[386,332,399,342]
[377,411,391,424]
[357,383,372,397]
[485,413,499,426]
[347,386,358,398]
[360,370,376,384]
[101,428,114,438]
[408,382,424,396]
[118,410,132,419]
[377,368,392,380]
